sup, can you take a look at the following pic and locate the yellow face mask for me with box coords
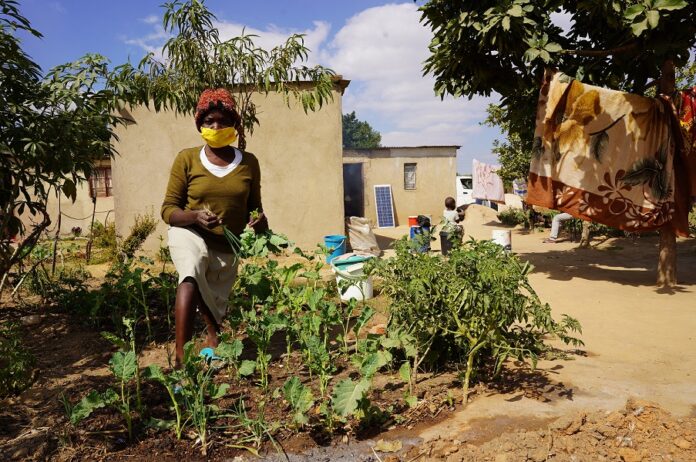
[201,127,237,148]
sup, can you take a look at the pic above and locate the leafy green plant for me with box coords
[376,238,583,404]
[65,348,137,439]
[142,364,186,439]
[223,224,291,265]
[241,305,285,390]
[118,212,157,263]
[0,322,35,397]
[222,398,280,454]
[281,377,314,427]
[171,342,229,455]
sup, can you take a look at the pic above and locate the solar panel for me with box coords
[374,185,395,228]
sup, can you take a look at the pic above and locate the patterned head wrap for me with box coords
[194,88,241,131]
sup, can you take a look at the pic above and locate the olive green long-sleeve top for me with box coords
[161,146,262,252]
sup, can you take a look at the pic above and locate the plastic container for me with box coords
[331,253,375,301]
[408,216,419,227]
[324,235,347,263]
[440,230,459,256]
[492,229,512,251]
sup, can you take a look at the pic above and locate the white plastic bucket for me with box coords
[492,229,512,250]
[332,262,374,301]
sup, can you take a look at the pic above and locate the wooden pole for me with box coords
[657,59,677,287]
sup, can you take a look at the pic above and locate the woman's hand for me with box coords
[193,209,221,229]
[248,211,268,233]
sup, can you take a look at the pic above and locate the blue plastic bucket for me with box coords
[409,225,431,253]
[324,235,347,263]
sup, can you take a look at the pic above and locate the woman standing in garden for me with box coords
[161,88,265,368]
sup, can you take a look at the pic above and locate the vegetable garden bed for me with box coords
[1,234,582,460]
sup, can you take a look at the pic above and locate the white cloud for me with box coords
[215,20,330,63]
[124,17,330,65]
[124,24,169,56]
[141,15,159,25]
[321,3,498,172]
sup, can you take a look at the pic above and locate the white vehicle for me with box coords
[456,174,475,206]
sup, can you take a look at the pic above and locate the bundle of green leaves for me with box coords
[223,226,291,264]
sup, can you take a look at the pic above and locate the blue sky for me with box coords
[18,0,503,173]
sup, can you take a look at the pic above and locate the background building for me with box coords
[343,146,459,227]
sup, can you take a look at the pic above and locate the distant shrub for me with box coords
[119,213,158,262]
[498,208,528,227]
[0,322,35,397]
[91,222,118,249]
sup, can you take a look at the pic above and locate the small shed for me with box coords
[343,146,459,227]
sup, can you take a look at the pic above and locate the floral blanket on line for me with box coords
[527,69,693,236]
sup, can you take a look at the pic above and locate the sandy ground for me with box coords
[372,205,696,445]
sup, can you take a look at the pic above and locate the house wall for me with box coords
[18,161,115,239]
[44,185,115,237]
[111,86,346,252]
[343,147,457,227]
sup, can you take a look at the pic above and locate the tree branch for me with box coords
[560,42,639,57]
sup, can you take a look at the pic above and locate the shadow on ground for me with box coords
[516,235,696,292]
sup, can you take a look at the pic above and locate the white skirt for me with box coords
[167,226,238,324]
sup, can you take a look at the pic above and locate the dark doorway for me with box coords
[343,163,364,218]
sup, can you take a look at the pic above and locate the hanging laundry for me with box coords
[676,86,696,199]
[527,69,692,235]
[512,178,528,199]
[678,86,696,157]
[472,159,505,203]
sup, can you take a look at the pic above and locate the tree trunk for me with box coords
[578,221,591,248]
[657,59,677,287]
[657,226,677,286]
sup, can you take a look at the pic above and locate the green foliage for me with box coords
[689,207,696,236]
[90,222,118,251]
[420,0,696,179]
[67,318,140,440]
[497,208,529,227]
[342,111,382,149]
[282,377,315,426]
[331,378,371,418]
[0,321,35,396]
[483,103,536,183]
[375,238,583,403]
[62,390,114,426]
[119,213,157,263]
[223,225,291,266]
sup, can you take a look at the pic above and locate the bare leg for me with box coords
[174,277,221,368]
[174,278,197,369]
[198,303,220,349]
[190,286,220,348]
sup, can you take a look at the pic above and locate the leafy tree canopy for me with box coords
[420,0,696,170]
[342,111,382,149]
